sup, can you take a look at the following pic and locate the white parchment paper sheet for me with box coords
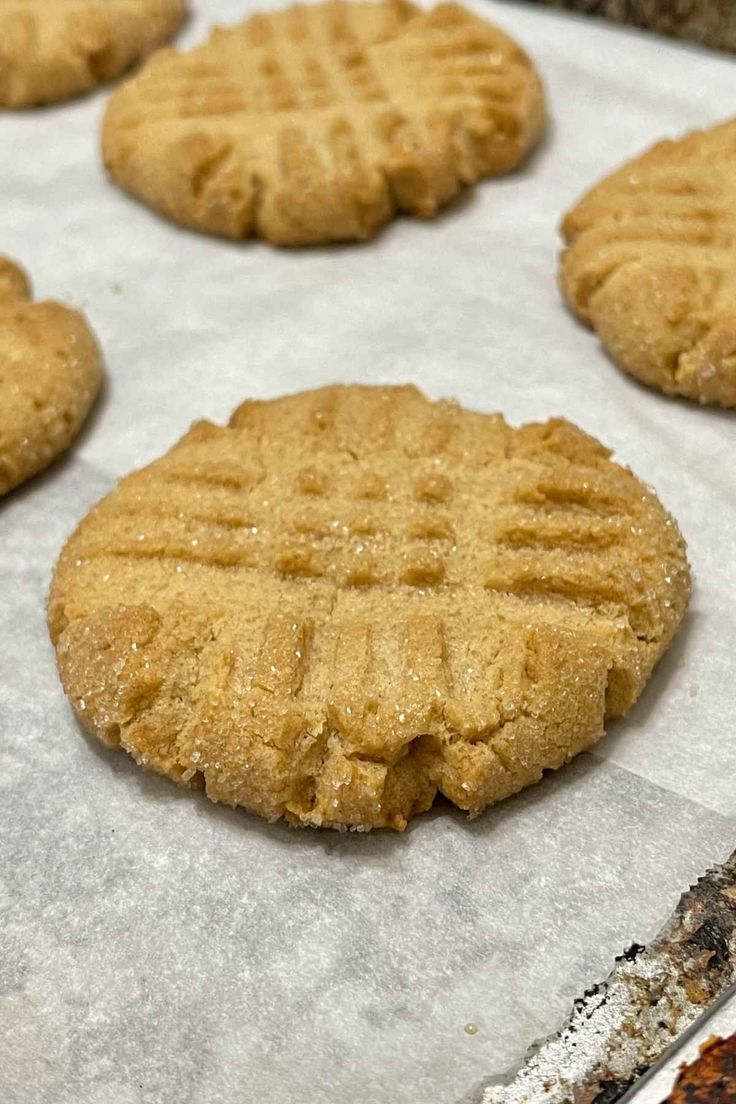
[0,3,734,1102]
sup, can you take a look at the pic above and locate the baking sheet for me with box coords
[624,988,736,1104]
[1,3,735,1102]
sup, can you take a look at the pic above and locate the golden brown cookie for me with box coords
[48,385,689,832]
[560,119,736,408]
[665,1035,736,1103]
[0,0,186,108]
[102,1,545,245]
[0,256,102,496]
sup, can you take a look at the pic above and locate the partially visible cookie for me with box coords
[102,0,544,245]
[560,119,736,408]
[0,0,186,108]
[665,1035,736,1102]
[49,384,689,832]
[0,257,101,496]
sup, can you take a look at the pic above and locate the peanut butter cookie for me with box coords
[666,1035,736,1103]
[48,385,689,831]
[102,1,544,244]
[561,118,736,407]
[0,257,101,496]
[0,0,186,108]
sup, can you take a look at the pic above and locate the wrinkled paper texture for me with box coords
[1,3,734,1102]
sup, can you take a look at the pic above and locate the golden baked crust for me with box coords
[0,256,101,496]
[560,118,736,408]
[666,1034,736,1102]
[0,0,186,108]
[48,384,689,831]
[102,0,544,245]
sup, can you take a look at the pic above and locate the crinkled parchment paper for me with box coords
[0,3,734,1102]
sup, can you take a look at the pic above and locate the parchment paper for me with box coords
[1,3,734,1102]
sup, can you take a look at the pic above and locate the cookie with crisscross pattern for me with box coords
[48,385,689,831]
[561,119,736,407]
[102,1,544,244]
[0,0,186,108]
